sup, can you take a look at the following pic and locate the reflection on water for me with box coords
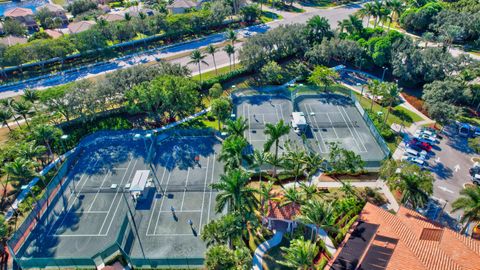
[0,0,49,16]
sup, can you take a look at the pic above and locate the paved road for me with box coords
[0,4,362,99]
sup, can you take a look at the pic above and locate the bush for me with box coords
[200,67,249,90]
[260,61,285,85]
[469,137,480,154]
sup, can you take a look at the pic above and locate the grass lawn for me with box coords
[459,115,480,126]
[192,64,242,81]
[300,0,336,7]
[260,11,283,23]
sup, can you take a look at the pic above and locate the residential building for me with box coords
[98,13,124,22]
[327,203,480,270]
[44,29,64,39]
[0,35,28,46]
[166,0,198,14]
[68,20,96,34]
[4,7,38,31]
[123,6,155,17]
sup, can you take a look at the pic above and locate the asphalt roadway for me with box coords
[0,3,361,99]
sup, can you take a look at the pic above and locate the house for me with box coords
[327,203,480,270]
[40,3,69,25]
[68,20,96,34]
[123,6,155,17]
[263,200,301,233]
[0,35,28,46]
[44,29,63,39]
[4,7,38,31]
[166,0,198,14]
[98,13,124,22]
[98,4,111,13]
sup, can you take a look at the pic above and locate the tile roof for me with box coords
[267,200,301,220]
[4,7,34,17]
[41,3,65,12]
[98,13,124,22]
[167,0,197,8]
[68,21,96,34]
[327,203,480,270]
[0,35,28,46]
[44,29,63,39]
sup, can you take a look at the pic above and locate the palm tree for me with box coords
[218,135,249,171]
[188,49,209,82]
[211,169,258,216]
[33,124,61,162]
[306,15,331,44]
[206,45,218,75]
[367,79,382,111]
[17,141,47,165]
[296,200,338,234]
[4,158,38,187]
[452,186,480,234]
[251,149,269,185]
[0,108,13,132]
[258,181,274,216]
[372,0,384,28]
[278,237,318,269]
[266,153,284,180]
[1,98,20,126]
[276,187,303,207]
[284,147,306,185]
[22,89,39,112]
[226,29,237,46]
[396,173,433,209]
[12,100,33,128]
[264,120,290,176]
[225,117,248,138]
[301,152,325,181]
[386,0,404,23]
[224,44,235,71]
[357,2,375,27]
[383,82,401,123]
[299,182,318,199]
[338,15,363,35]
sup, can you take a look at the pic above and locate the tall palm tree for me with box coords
[338,15,363,35]
[226,29,237,46]
[251,149,269,185]
[22,89,39,112]
[12,100,33,128]
[383,82,401,123]
[284,147,306,185]
[264,120,290,176]
[258,180,274,216]
[33,124,61,162]
[299,182,318,200]
[372,0,384,28]
[276,187,303,207]
[301,152,325,181]
[17,141,47,165]
[386,0,404,23]
[357,2,375,27]
[225,117,248,138]
[1,98,20,126]
[211,169,258,216]
[4,158,38,187]
[0,108,13,132]
[306,15,331,44]
[266,153,284,180]
[223,44,235,71]
[278,237,318,270]
[367,79,382,111]
[218,135,249,171]
[452,186,480,234]
[206,45,218,75]
[396,173,433,209]
[188,49,209,82]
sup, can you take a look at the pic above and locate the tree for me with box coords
[308,65,339,92]
[205,245,236,270]
[32,124,62,162]
[0,215,8,246]
[422,32,436,48]
[224,44,235,71]
[338,15,363,35]
[4,158,38,187]
[211,169,258,216]
[218,136,249,171]
[22,89,40,112]
[211,98,232,130]
[301,152,325,181]
[283,144,306,184]
[17,141,47,167]
[258,180,274,216]
[372,0,384,28]
[276,187,304,207]
[367,79,383,111]
[189,49,209,82]
[452,186,480,234]
[328,142,365,174]
[396,172,433,209]
[225,117,248,138]
[201,213,243,247]
[251,149,269,184]
[0,108,13,132]
[264,120,290,176]
[209,83,223,99]
[357,2,375,26]
[206,45,219,75]
[12,100,33,128]
[277,237,318,270]
[67,0,98,16]
[383,82,401,123]
[3,19,27,36]
[306,15,332,44]
[296,200,337,234]
[260,61,284,85]
[210,0,232,25]
[240,4,261,22]
[386,0,404,23]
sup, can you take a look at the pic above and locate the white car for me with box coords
[404,147,428,159]
[401,156,427,167]
[415,133,437,144]
[472,174,480,186]
[415,129,437,138]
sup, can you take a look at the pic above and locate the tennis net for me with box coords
[307,121,359,129]
[70,185,216,195]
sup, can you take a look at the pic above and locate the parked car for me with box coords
[472,174,480,185]
[470,162,480,177]
[404,147,428,159]
[415,133,438,144]
[415,129,437,138]
[408,138,432,152]
[401,155,427,167]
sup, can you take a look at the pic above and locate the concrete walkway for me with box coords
[252,230,284,270]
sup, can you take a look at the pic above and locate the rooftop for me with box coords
[328,203,480,270]
[41,3,65,12]
[0,35,28,46]
[98,13,124,22]
[4,7,33,17]
[68,21,96,34]
[167,0,197,9]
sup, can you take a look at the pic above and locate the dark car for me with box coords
[408,138,432,152]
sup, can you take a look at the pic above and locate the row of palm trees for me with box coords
[366,79,401,123]
[357,0,404,29]
[188,29,238,82]
[0,89,40,131]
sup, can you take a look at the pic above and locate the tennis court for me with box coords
[234,95,303,155]
[295,94,385,162]
[14,131,223,268]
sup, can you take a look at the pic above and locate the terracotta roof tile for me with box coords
[68,21,96,34]
[267,200,300,220]
[4,7,33,17]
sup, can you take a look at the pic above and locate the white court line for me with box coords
[335,106,365,153]
[52,234,109,237]
[87,171,111,212]
[306,104,327,153]
[146,155,173,235]
[159,210,202,213]
[198,156,210,234]
[247,104,252,142]
[206,153,216,224]
[113,167,127,170]
[326,113,340,139]
[80,211,109,214]
[99,157,137,236]
[340,106,368,152]
[153,166,174,235]
[180,167,191,211]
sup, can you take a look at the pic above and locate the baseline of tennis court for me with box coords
[14,132,223,268]
[295,94,385,162]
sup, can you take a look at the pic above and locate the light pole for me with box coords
[381,67,388,81]
[60,134,69,155]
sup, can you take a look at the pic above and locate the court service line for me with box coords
[335,106,362,151]
[306,104,327,153]
[206,153,216,224]
[336,106,366,153]
[87,171,112,212]
[326,113,340,139]
[47,158,102,236]
[340,106,368,152]
[100,157,138,236]
[146,155,173,235]
[180,167,191,211]
[198,156,211,234]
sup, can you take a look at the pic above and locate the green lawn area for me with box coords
[51,0,67,5]
[192,64,242,82]
[260,11,283,23]
[300,0,336,7]
[458,115,480,126]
